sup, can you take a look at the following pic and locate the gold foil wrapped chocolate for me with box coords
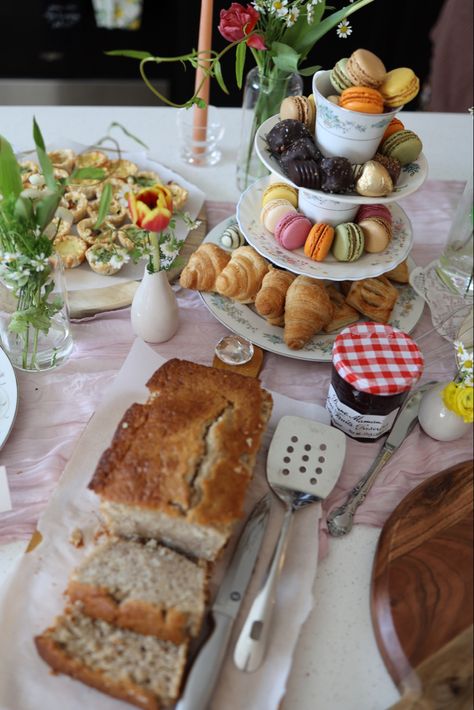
[356,160,393,197]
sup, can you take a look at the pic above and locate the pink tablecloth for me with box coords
[0,180,472,552]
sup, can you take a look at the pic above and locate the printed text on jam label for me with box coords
[326,385,399,439]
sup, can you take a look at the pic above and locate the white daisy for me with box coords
[286,6,300,26]
[337,19,352,38]
[271,0,288,17]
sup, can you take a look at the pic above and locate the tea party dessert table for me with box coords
[0,106,472,710]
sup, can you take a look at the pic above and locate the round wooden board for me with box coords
[371,460,473,706]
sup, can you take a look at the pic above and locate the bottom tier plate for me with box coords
[199,217,425,362]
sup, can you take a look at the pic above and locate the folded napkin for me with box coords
[0,339,329,710]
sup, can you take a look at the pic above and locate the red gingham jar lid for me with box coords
[332,323,424,395]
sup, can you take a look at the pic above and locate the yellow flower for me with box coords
[441,382,458,410]
[455,386,473,423]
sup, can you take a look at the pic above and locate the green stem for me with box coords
[148,232,161,273]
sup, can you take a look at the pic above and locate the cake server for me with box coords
[234,416,346,672]
[327,380,438,537]
[176,493,271,710]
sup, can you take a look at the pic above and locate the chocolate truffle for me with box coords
[373,153,402,185]
[280,137,323,171]
[265,119,314,155]
[320,157,354,193]
[284,159,321,189]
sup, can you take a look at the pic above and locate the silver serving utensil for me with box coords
[234,416,346,672]
[176,493,271,710]
[327,381,438,537]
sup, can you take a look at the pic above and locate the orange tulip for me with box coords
[128,185,173,232]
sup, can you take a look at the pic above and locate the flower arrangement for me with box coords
[441,341,473,423]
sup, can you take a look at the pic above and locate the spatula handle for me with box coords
[233,506,294,672]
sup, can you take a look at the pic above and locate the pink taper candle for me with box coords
[193,0,214,154]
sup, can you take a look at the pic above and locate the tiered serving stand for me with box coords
[201,95,429,362]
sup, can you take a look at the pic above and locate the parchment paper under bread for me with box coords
[0,339,329,710]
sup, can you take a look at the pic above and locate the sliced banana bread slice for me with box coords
[67,538,207,644]
[35,609,187,710]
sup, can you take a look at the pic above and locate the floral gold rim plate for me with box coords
[237,176,413,281]
[0,347,18,450]
[200,217,425,363]
[255,114,428,205]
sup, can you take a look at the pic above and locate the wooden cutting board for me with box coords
[371,460,473,708]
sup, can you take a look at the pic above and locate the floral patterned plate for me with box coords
[237,176,413,281]
[0,348,18,450]
[199,217,425,362]
[255,114,428,204]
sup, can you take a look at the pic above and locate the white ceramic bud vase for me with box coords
[418,382,471,441]
[131,267,179,343]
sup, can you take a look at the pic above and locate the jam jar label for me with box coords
[326,385,400,439]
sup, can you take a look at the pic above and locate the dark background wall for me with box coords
[0,0,454,108]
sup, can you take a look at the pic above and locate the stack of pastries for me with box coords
[180,242,409,351]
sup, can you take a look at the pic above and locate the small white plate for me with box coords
[237,176,413,281]
[0,348,18,451]
[199,217,425,362]
[255,114,428,205]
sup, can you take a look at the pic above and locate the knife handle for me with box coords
[327,446,394,537]
[176,611,233,710]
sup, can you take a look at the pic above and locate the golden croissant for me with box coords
[179,243,231,292]
[284,275,334,350]
[255,268,296,326]
[215,246,269,303]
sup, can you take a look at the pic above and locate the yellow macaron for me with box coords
[380,68,420,107]
[261,181,299,208]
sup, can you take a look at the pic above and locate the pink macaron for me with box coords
[356,203,392,226]
[274,212,312,250]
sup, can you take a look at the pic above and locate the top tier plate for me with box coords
[255,115,428,204]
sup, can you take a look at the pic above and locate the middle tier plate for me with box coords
[237,176,413,281]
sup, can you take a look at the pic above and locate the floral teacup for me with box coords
[312,70,400,164]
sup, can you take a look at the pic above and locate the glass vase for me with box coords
[0,255,73,371]
[236,66,303,192]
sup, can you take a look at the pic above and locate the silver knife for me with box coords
[176,493,271,710]
[327,381,437,537]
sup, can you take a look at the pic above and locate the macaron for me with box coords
[355,160,393,197]
[380,68,420,107]
[327,95,341,105]
[379,129,423,165]
[356,203,392,227]
[280,95,315,132]
[260,198,297,234]
[329,58,354,94]
[304,223,335,262]
[262,181,299,208]
[332,223,365,262]
[381,117,405,142]
[358,217,392,253]
[346,49,386,89]
[339,87,384,114]
[274,212,312,251]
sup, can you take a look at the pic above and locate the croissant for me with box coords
[179,243,231,292]
[215,246,269,303]
[255,268,296,326]
[284,275,334,350]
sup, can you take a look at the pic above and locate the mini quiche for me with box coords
[19,160,39,183]
[116,223,150,253]
[47,149,76,174]
[77,218,116,246]
[54,235,88,268]
[85,243,130,275]
[167,181,188,211]
[126,170,162,191]
[87,198,127,227]
[62,191,88,223]
[107,159,138,180]
[75,150,109,170]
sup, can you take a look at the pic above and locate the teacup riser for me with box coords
[298,190,358,226]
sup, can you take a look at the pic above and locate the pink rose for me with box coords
[218,3,267,50]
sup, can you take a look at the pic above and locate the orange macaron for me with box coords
[381,117,405,142]
[304,223,335,262]
[339,86,384,114]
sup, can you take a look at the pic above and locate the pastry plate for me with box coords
[237,176,413,281]
[0,348,18,451]
[199,217,425,362]
[255,114,428,204]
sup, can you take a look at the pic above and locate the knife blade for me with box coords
[176,493,271,710]
[327,381,437,537]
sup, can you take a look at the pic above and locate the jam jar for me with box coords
[326,323,424,442]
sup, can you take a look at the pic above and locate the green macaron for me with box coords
[332,223,365,262]
[380,129,423,166]
[329,58,354,94]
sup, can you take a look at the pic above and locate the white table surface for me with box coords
[0,106,472,710]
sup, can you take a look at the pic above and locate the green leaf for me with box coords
[107,122,149,149]
[0,135,23,199]
[35,192,61,233]
[69,167,106,181]
[213,59,229,95]
[94,182,113,229]
[297,64,322,77]
[32,118,56,192]
[14,195,34,222]
[106,49,153,60]
[235,41,247,90]
[271,42,300,74]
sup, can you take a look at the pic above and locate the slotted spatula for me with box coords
[234,415,346,672]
